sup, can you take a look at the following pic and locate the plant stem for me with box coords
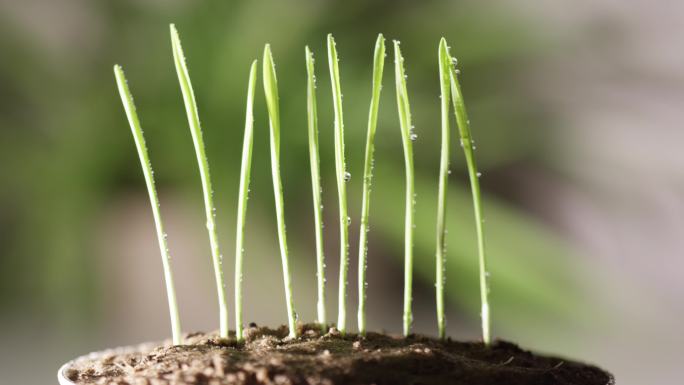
[327,34,349,335]
[357,34,386,337]
[393,41,416,337]
[305,46,327,331]
[262,44,298,338]
[448,56,491,345]
[170,24,229,338]
[114,65,183,345]
[435,38,451,340]
[234,60,257,342]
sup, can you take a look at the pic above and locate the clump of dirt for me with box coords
[62,324,612,385]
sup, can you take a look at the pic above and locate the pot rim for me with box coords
[57,362,75,385]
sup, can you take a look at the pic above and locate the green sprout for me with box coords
[305,46,327,331]
[435,38,451,340]
[393,41,416,337]
[234,60,258,342]
[170,24,229,338]
[327,34,350,334]
[116,28,493,345]
[447,44,492,345]
[262,44,298,339]
[113,65,183,345]
[357,34,386,336]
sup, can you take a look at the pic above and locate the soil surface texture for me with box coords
[63,324,612,385]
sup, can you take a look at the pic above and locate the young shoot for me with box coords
[448,51,492,345]
[170,24,229,338]
[262,44,298,338]
[305,46,327,331]
[393,40,416,337]
[327,34,350,334]
[435,38,451,340]
[357,34,386,336]
[234,60,258,342]
[114,65,183,345]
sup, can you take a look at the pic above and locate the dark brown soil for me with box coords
[63,324,612,385]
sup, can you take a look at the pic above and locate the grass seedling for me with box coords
[234,60,258,342]
[447,47,492,345]
[327,34,350,334]
[393,40,416,337]
[305,46,327,331]
[435,38,451,340]
[357,34,386,336]
[263,44,298,338]
[170,24,229,338]
[113,65,183,345]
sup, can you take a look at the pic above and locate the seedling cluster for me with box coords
[114,25,491,345]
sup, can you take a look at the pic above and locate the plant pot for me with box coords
[57,325,613,385]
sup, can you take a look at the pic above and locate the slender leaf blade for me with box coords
[234,60,258,341]
[113,65,183,345]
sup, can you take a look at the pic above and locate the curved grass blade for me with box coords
[435,38,452,340]
[263,44,298,338]
[113,65,183,345]
[357,34,386,336]
[305,46,327,331]
[327,34,350,334]
[393,41,416,337]
[170,24,229,338]
[234,60,258,342]
[448,52,492,345]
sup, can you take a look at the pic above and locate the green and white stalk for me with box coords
[327,34,350,334]
[393,41,416,337]
[170,24,229,338]
[448,54,491,345]
[234,60,257,342]
[305,46,327,331]
[435,38,451,340]
[357,34,386,337]
[114,65,183,345]
[262,44,298,338]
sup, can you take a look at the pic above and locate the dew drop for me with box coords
[344,172,351,182]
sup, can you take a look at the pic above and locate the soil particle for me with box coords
[63,324,612,385]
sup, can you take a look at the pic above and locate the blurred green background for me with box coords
[1,1,682,384]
